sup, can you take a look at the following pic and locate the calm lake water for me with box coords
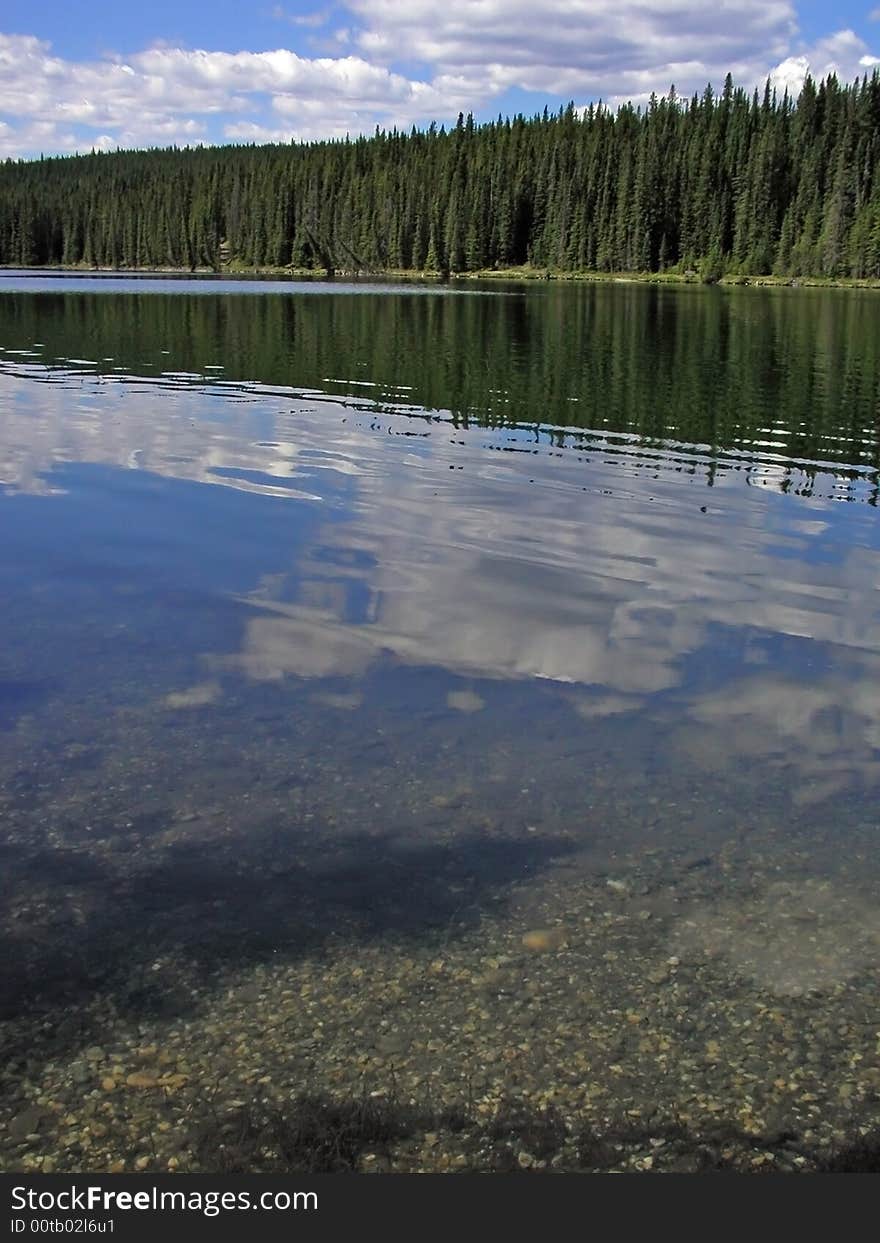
[1,273,879,1173]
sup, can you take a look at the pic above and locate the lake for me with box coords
[1,273,879,1173]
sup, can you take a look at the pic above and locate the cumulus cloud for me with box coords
[350,0,798,96]
[0,3,877,157]
[223,121,296,143]
[769,54,811,95]
[769,28,880,95]
[0,32,481,155]
[0,117,82,159]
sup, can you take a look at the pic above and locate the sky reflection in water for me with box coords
[1,318,878,818]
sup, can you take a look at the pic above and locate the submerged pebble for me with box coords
[162,682,220,709]
[446,690,485,714]
[521,928,568,952]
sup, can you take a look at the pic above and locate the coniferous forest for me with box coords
[2,72,880,279]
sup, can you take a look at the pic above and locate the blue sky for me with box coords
[1,1,878,158]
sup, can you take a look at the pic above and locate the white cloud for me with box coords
[0,31,492,156]
[349,0,798,96]
[132,46,427,106]
[0,117,81,159]
[0,33,448,156]
[224,120,296,142]
[0,33,485,156]
[769,54,811,95]
[271,5,332,27]
[770,28,880,95]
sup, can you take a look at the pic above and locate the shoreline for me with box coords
[2,263,879,291]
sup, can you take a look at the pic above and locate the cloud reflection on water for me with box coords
[1,355,879,806]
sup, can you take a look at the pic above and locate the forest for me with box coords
[1,71,880,279]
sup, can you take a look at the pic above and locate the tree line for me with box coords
[2,71,880,278]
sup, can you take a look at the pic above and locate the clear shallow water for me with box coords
[1,277,879,1173]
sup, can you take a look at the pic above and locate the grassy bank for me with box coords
[3,262,880,291]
